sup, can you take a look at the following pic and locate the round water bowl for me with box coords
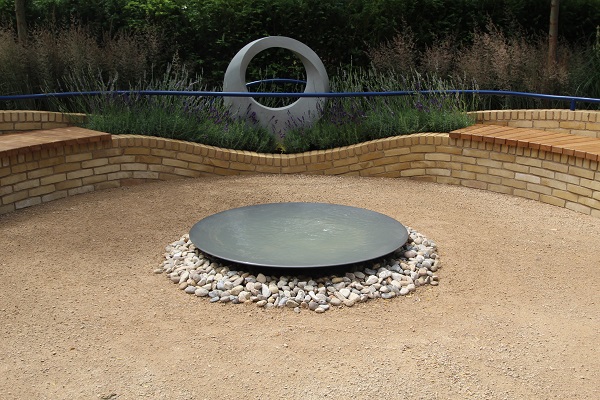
[189,202,409,269]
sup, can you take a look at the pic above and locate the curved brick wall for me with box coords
[1,109,599,217]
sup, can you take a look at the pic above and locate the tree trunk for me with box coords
[15,0,27,45]
[548,0,560,68]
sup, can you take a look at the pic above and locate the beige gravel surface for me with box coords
[0,174,598,399]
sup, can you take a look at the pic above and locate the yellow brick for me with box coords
[585,122,600,132]
[359,166,386,176]
[501,178,527,189]
[509,120,533,128]
[568,165,594,179]
[539,194,566,207]
[15,196,42,209]
[554,173,580,185]
[475,158,502,168]
[2,190,28,204]
[383,147,410,157]
[357,151,384,162]
[540,177,567,190]
[424,153,451,162]
[426,168,451,177]
[94,165,121,175]
[435,145,463,155]
[82,175,107,185]
[400,169,426,177]
[188,163,215,174]
[107,171,133,181]
[515,156,542,168]
[1,172,27,185]
[14,179,39,192]
[565,201,591,214]
[488,184,513,195]
[528,166,554,179]
[408,144,436,153]
[92,148,122,158]
[513,189,539,201]
[67,185,95,196]
[65,153,93,163]
[108,155,136,164]
[476,174,502,184]
[38,156,64,168]
[229,162,256,172]
[67,169,93,179]
[171,168,202,178]
[81,158,108,168]
[41,190,68,203]
[580,178,600,191]
[451,170,476,180]
[451,155,477,165]
[552,189,579,202]
[330,156,360,167]
[177,152,203,163]
[566,183,593,197]
[0,185,12,196]
[461,180,487,190]
[578,196,600,210]
[487,168,514,178]
[515,173,541,184]
[0,122,14,131]
[162,158,189,168]
[14,122,41,130]
[306,162,331,172]
[462,164,488,174]
[55,179,83,190]
[527,183,553,195]
[559,121,586,130]
[124,147,151,155]
[28,184,55,197]
[40,173,66,185]
[541,160,569,173]
[533,120,560,129]
[26,167,55,179]
[205,158,229,169]
[490,153,516,163]
[503,163,529,173]
[411,160,437,169]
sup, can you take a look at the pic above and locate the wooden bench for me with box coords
[0,127,111,158]
[450,124,600,162]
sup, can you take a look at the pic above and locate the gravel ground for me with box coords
[0,174,598,400]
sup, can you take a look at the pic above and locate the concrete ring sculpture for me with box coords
[223,36,329,140]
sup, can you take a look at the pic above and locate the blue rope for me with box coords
[2,87,599,111]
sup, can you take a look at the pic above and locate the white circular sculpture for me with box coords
[223,36,329,140]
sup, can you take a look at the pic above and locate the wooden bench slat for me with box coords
[450,124,600,162]
[0,127,111,158]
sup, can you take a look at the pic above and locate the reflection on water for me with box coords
[190,202,408,268]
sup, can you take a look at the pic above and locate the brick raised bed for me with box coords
[1,109,600,217]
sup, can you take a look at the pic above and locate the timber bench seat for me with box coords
[450,124,600,162]
[0,127,111,158]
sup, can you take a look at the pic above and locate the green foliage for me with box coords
[65,65,279,153]
[282,68,475,153]
[2,0,599,88]
[58,64,474,154]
